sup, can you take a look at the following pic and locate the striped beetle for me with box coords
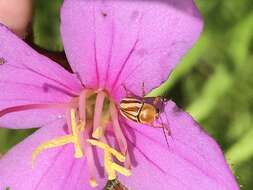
[120,95,166,125]
[119,84,171,146]
[103,178,128,190]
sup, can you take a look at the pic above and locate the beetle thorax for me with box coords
[139,103,158,124]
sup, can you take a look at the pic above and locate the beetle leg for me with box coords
[151,121,171,149]
[161,123,171,137]
[157,116,172,137]
[151,122,170,135]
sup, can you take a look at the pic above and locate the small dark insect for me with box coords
[101,11,108,17]
[0,57,6,65]
[119,83,171,147]
[103,178,128,190]
[5,187,10,190]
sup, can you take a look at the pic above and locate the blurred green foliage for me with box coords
[0,0,253,189]
[33,0,63,51]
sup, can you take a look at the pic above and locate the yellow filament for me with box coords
[87,139,131,180]
[32,109,84,168]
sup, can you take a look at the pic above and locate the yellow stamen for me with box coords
[104,151,116,180]
[71,109,84,158]
[111,163,131,177]
[32,135,73,168]
[87,139,131,180]
[87,139,125,162]
[32,109,84,168]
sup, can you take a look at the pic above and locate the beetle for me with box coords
[119,95,166,125]
[119,84,171,147]
[103,178,128,190]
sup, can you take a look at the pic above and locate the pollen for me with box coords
[89,178,98,187]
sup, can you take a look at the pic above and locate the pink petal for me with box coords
[0,120,105,190]
[61,0,203,101]
[120,100,239,190]
[0,24,82,129]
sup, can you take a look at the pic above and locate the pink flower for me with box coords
[0,0,239,190]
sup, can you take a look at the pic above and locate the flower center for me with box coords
[31,89,131,187]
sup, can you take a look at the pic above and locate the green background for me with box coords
[0,0,252,189]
